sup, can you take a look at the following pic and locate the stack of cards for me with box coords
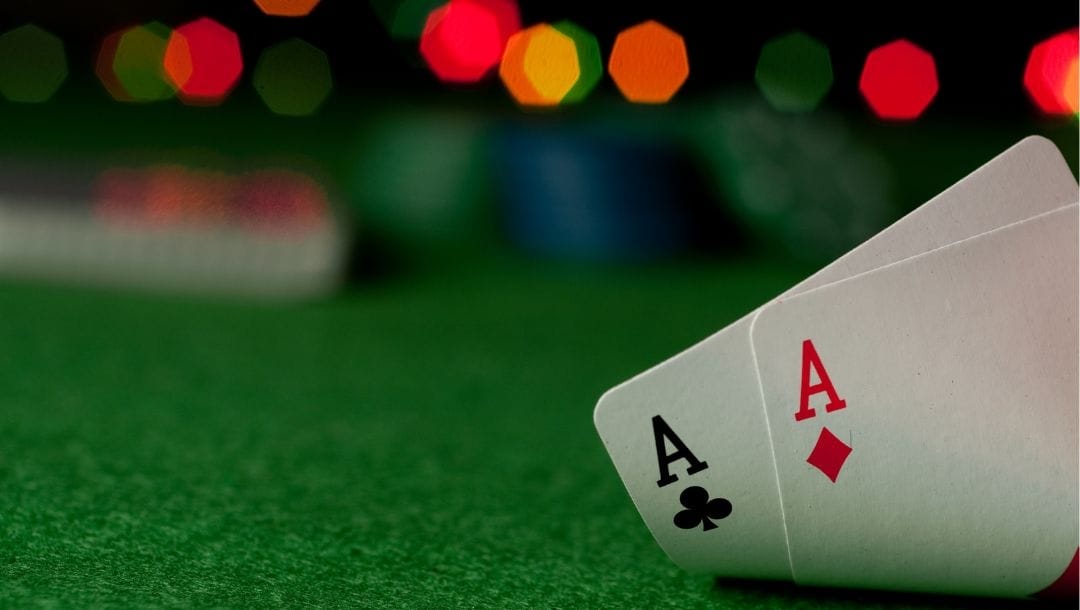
[594,137,1078,599]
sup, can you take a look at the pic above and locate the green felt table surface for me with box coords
[0,259,1064,608]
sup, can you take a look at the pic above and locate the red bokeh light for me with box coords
[95,30,133,102]
[163,17,243,105]
[476,0,519,42]
[419,0,520,83]
[1023,29,1079,115]
[859,39,938,120]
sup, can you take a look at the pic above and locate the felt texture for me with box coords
[0,261,1060,608]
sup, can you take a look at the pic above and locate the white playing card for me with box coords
[593,136,1078,580]
[749,203,1078,597]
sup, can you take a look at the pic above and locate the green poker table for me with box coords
[0,259,791,607]
[5,262,1074,609]
[1,100,1075,608]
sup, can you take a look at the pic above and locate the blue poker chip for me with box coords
[492,125,691,262]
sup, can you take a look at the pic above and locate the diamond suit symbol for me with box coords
[806,426,852,482]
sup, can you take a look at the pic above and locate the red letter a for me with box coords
[794,339,846,422]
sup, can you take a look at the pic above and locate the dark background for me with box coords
[1,2,1075,268]
[0,1,1073,115]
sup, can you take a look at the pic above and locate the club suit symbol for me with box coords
[673,486,732,531]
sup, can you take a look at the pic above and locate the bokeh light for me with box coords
[113,22,175,102]
[419,0,521,83]
[254,38,333,116]
[254,0,322,17]
[0,24,67,103]
[858,39,938,120]
[164,18,243,105]
[499,24,580,107]
[96,30,132,102]
[371,0,444,40]
[1023,29,1079,116]
[499,27,544,105]
[552,20,602,104]
[608,20,689,104]
[522,26,577,104]
[755,31,833,113]
[1064,58,1079,114]
[470,0,519,40]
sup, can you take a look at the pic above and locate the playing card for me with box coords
[748,203,1077,597]
[593,136,1078,580]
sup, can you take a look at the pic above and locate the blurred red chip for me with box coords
[96,166,329,237]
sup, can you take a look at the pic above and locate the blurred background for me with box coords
[0,1,1075,297]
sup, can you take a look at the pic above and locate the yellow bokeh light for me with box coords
[499,23,580,107]
[522,26,579,104]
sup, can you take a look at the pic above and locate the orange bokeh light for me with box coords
[163,17,243,105]
[254,0,322,17]
[499,27,543,105]
[1063,58,1079,114]
[608,20,689,104]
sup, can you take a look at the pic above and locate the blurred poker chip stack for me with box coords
[689,95,897,263]
[492,123,697,262]
[347,110,498,259]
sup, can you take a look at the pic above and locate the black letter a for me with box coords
[652,415,708,488]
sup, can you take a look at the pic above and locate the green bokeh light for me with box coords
[253,38,333,117]
[754,31,833,113]
[0,24,67,103]
[113,22,175,102]
[553,20,602,104]
[370,0,444,40]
